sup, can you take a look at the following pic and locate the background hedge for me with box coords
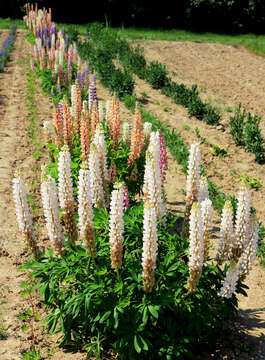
[1,0,265,34]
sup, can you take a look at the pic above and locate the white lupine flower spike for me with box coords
[201,198,213,263]
[89,143,105,208]
[218,261,240,299]
[233,185,251,260]
[199,176,209,202]
[78,162,96,256]
[13,174,39,258]
[216,200,234,264]
[109,183,124,272]
[239,214,259,281]
[182,143,201,239]
[186,202,204,292]
[142,202,158,293]
[143,131,166,220]
[58,145,78,244]
[41,168,64,255]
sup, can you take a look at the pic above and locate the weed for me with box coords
[183,125,191,131]
[0,318,7,340]
[21,347,42,360]
[226,106,233,113]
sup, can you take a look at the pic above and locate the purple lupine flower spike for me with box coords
[65,35,69,51]
[77,71,83,87]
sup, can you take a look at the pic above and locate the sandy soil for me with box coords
[0,30,264,359]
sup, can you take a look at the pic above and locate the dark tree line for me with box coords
[1,0,265,34]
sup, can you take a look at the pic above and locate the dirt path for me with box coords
[0,30,85,359]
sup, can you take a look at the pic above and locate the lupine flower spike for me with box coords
[122,121,130,146]
[58,145,78,244]
[199,176,209,202]
[93,123,109,193]
[13,174,39,258]
[89,143,105,208]
[239,214,259,281]
[201,198,213,262]
[143,122,152,145]
[143,131,165,219]
[41,167,64,255]
[109,183,124,272]
[218,260,240,299]
[78,162,96,255]
[182,143,201,239]
[233,185,251,261]
[142,202,158,293]
[128,104,144,164]
[186,202,204,292]
[216,200,234,264]
[80,111,90,162]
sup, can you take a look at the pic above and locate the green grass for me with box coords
[0,17,26,29]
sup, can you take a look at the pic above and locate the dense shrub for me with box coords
[146,61,168,89]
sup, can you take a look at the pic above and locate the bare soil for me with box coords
[0,30,264,359]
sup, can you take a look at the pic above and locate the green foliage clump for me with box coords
[21,204,246,359]
[230,103,246,146]
[230,104,265,164]
[146,61,168,89]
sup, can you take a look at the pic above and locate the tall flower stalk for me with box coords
[182,143,201,239]
[143,131,165,219]
[216,200,234,264]
[142,202,158,293]
[13,175,39,258]
[201,198,213,263]
[186,202,204,292]
[89,143,105,208]
[41,168,64,255]
[58,145,78,244]
[78,162,96,255]
[109,184,124,272]
[218,261,240,299]
[233,185,251,260]
[239,214,259,281]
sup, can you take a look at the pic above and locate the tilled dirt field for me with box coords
[0,30,264,359]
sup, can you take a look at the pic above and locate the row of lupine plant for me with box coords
[24,3,91,103]
[21,2,259,298]
[0,24,17,72]
[13,127,258,297]
[14,5,260,357]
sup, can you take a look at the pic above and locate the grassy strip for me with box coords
[110,27,265,58]
[0,18,26,29]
